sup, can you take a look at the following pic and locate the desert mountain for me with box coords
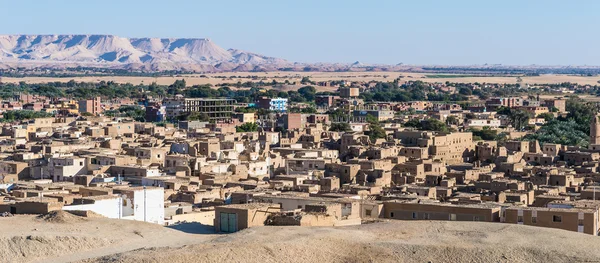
[0,35,289,71]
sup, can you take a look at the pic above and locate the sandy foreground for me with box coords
[1,212,599,263]
[2,72,600,87]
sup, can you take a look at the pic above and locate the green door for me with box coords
[220,212,238,233]
[228,213,237,232]
[220,212,229,232]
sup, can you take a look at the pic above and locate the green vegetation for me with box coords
[537,112,555,122]
[329,122,352,132]
[177,112,210,122]
[445,115,459,126]
[403,118,454,133]
[235,107,257,113]
[289,107,317,114]
[496,107,531,130]
[104,105,145,121]
[300,76,316,85]
[522,98,596,147]
[236,122,259,132]
[523,119,590,147]
[366,115,386,142]
[425,74,502,78]
[470,127,499,141]
[0,110,54,122]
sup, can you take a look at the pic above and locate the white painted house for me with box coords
[62,186,165,225]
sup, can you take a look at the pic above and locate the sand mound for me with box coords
[0,235,114,263]
[37,211,86,223]
[83,221,600,263]
[65,210,105,218]
[0,214,211,263]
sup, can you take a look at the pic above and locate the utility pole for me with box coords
[143,186,147,222]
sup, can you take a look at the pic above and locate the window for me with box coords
[365,209,372,217]
[412,212,417,219]
[298,205,302,209]
[517,216,523,223]
[79,162,83,166]
[553,215,562,223]
[390,212,394,218]
[578,219,584,226]
[450,214,456,221]
[532,217,537,224]
[423,213,430,220]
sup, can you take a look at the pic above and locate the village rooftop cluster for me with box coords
[1,79,600,236]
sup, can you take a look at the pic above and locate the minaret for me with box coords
[591,115,600,145]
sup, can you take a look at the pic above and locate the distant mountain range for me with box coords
[2,35,599,74]
[0,34,295,72]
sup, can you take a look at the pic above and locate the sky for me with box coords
[0,0,598,65]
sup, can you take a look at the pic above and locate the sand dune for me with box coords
[1,213,597,263]
[82,220,600,263]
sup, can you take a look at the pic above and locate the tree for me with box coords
[470,127,498,140]
[168,79,186,95]
[562,98,596,134]
[369,124,386,142]
[509,109,531,130]
[403,118,422,128]
[366,114,386,142]
[300,76,315,85]
[236,122,259,132]
[1,110,54,122]
[298,86,317,101]
[537,112,554,122]
[329,122,352,132]
[458,87,473,96]
[403,118,453,132]
[497,107,532,131]
[366,114,379,125]
[235,107,257,113]
[523,119,589,147]
[446,115,459,126]
[179,112,210,122]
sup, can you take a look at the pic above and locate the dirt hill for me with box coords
[1,214,599,263]
[83,221,600,263]
[0,213,212,263]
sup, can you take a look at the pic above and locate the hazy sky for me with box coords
[1,0,598,65]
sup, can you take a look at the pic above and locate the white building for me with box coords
[268,98,288,112]
[47,157,87,182]
[464,119,502,129]
[62,187,165,225]
[119,187,164,224]
[63,196,122,219]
